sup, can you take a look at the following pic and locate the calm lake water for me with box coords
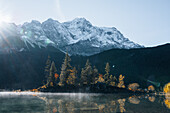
[0,92,169,113]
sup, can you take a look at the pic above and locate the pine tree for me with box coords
[91,66,98,84]
[59,53,72,86]
[86,63,93,85]
[44,55,51,82]
[113,76,117,86]
[80,68,87,85]
[80,59,93,85]
[47,61,57,87]
[104,62,110,85]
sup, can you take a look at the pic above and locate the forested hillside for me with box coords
[0,44,169,90]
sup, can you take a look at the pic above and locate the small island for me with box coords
[28,53,155,94]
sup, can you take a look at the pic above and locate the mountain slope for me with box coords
[88,43,170,86]
[0,18,143,55]
[0,43,169,89]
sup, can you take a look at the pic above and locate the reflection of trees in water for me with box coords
[164,94,170,109]
[33,94,170,112]
[128,96,140,104]
[99,101,118,113]
[58,100,67,113]
[128,95,157,104]
[34,96,125,113]
[163,83,170,109]
[148,96,155,102]
[118,99,126,113]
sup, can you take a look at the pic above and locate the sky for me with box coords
[0,0,169,47]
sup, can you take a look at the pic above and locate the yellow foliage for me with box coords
[164,99,170,109]
[30,89,38,92]
[118,74,125,88]
[122,85,125,88]
[118,99,126,113]
[66,73,76,85]
[69,69,74,73]
[58,82,64,86]
[128,96,140,104]
[128,83,139,91]
[41,85,47,89]
[50,82,54,87]
[110,82,116,86]
[119,75,124,81]
[164,82,170,93]
[148,96,155,102]
[96,74,105,83]
[148,85,155,91]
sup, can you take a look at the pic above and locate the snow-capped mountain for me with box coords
[0,18,143,55]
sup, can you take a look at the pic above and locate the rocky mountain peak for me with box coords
[0,18,144,55]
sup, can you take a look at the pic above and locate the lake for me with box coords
[0,92,169,113]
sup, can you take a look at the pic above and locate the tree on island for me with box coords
[44,55,51,84]
[80,59,93,85]
[91,66,98,84]
[128,83,139,91]
[66,67,77,85]
[38,54,133,93]
[96,73,105,83]
[104,62,110,85]
[47,61,57,87]
[59,53,72,86]
[148,85,155,92]
[109,75,117,86]
[117,74,125,88]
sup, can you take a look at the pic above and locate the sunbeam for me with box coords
[55,0,65,22]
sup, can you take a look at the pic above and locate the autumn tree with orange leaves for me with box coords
[117,75,125,88]
[66,67,77,85]
[96,73,105,83]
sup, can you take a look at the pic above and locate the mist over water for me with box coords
[0,92,169,113]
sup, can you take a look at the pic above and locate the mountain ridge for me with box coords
[0,18,143,56]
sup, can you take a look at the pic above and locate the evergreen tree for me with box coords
[59,53,72,86]
[81,59,93,85]
[104,62,110,85]
[67,67,77,85]
[91,66,98,84]
[80,68,87,85]
[113,76,117,86]
[44,55,51,81]
[47,61,57,87]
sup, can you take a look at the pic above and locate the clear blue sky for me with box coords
[0,0,169,47]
